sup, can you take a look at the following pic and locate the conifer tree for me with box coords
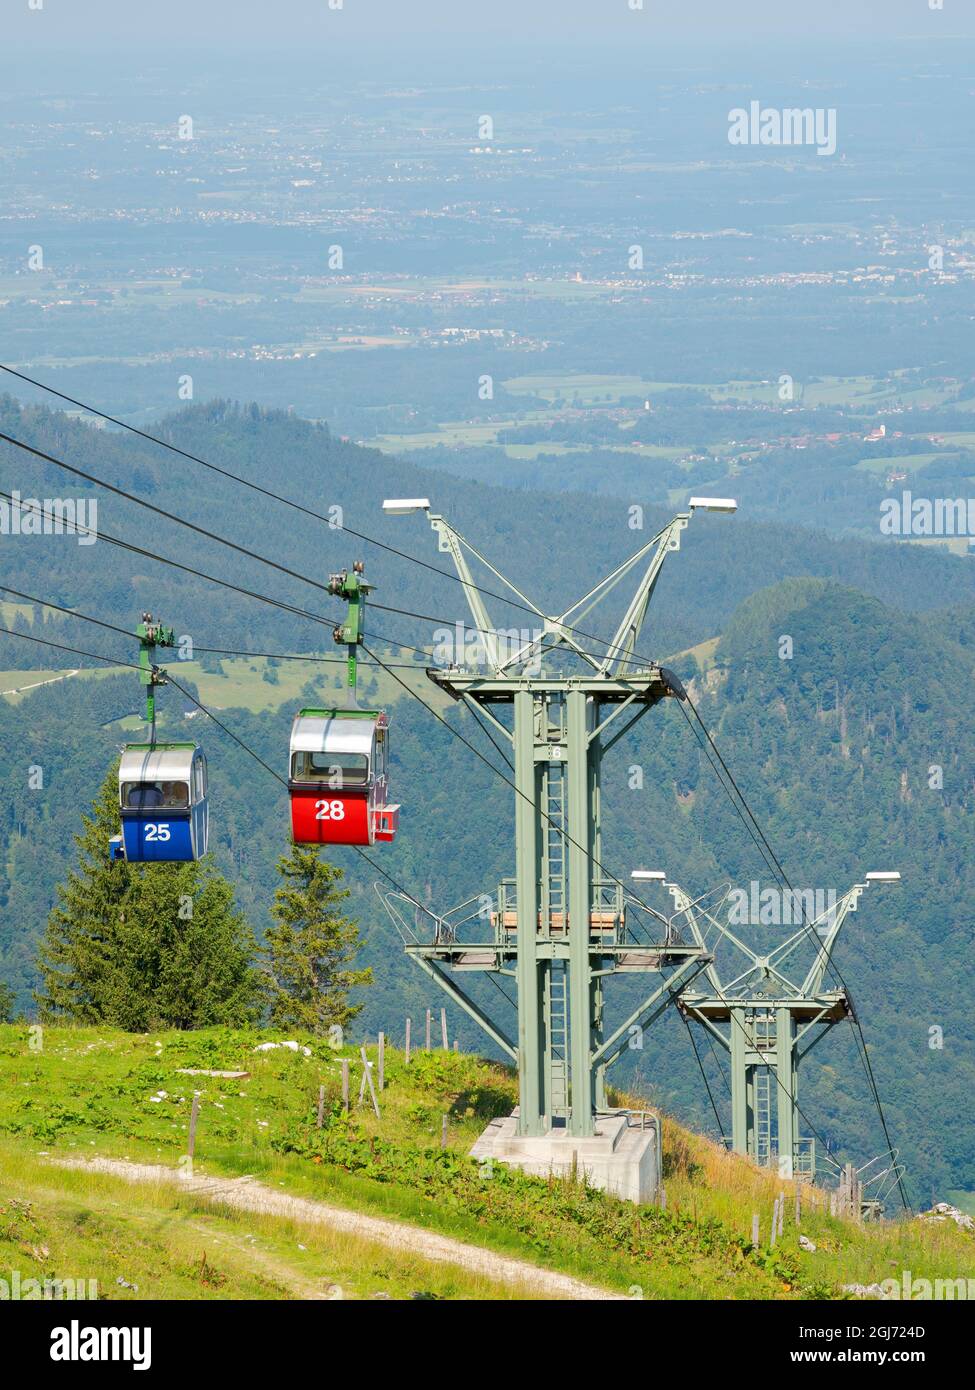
[35,765,131,1023]
[36,765,265,1029]
[264,844,371,1034]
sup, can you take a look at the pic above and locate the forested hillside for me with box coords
[1,400,973,1201]
[1,395,972,670]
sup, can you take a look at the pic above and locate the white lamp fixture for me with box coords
[688,497,738,513]
[382,498,431,515]
[864,871,902,882]
[631,870,667,881]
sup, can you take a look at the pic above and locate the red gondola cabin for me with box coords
[288,707,399,846]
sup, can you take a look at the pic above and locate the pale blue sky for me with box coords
[2,0,972,45]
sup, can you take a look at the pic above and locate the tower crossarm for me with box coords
[799,883,865,996]
[428,513,506,674]
[665,881,728,994]
[665,879,802,997]
[596,514,690,676]
[730,882,865,996]
[667,879,869,1002]
[420,505,717,678]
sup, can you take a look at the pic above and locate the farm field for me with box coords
[0,650,440,714]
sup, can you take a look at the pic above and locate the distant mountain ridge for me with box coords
[1,394,974,675]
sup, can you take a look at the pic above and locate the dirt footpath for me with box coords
[51,1155,626,1301]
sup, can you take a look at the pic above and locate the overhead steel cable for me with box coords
[0,487,345,630]
[193,646,419,670]
[0,362,649,653]
[0,362,529,594]
[0,424,612,667]
[0,585,133,642]
[0,492,436,664]
[0,584,423,671]
[0,392,678,668]
[0,426,390,608]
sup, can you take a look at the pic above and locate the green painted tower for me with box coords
[383,498,737,1146]
[663,873,902,1178]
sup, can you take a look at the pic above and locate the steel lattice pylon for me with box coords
[665,876,901,1179]
[383,499,735,1139]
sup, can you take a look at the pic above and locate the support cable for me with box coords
[0,363,668,657]
[0,495,437,666]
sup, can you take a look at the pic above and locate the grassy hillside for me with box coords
[1,1025,971,1301]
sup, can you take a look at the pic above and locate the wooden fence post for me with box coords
[752,1212,760,1247]
[341,1058,350,1114]
[425,1008,432,1051]
[440,1008,448,1049]
[441,1113,448,1148]
[188,1094,200,1161]
[405,1017,411,1065]
[316,1084,326,1129]
[378,1032,385,1091]
[359,1047,381,1119]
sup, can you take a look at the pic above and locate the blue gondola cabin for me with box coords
[111,743,209,862]
[289,708,399,847]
